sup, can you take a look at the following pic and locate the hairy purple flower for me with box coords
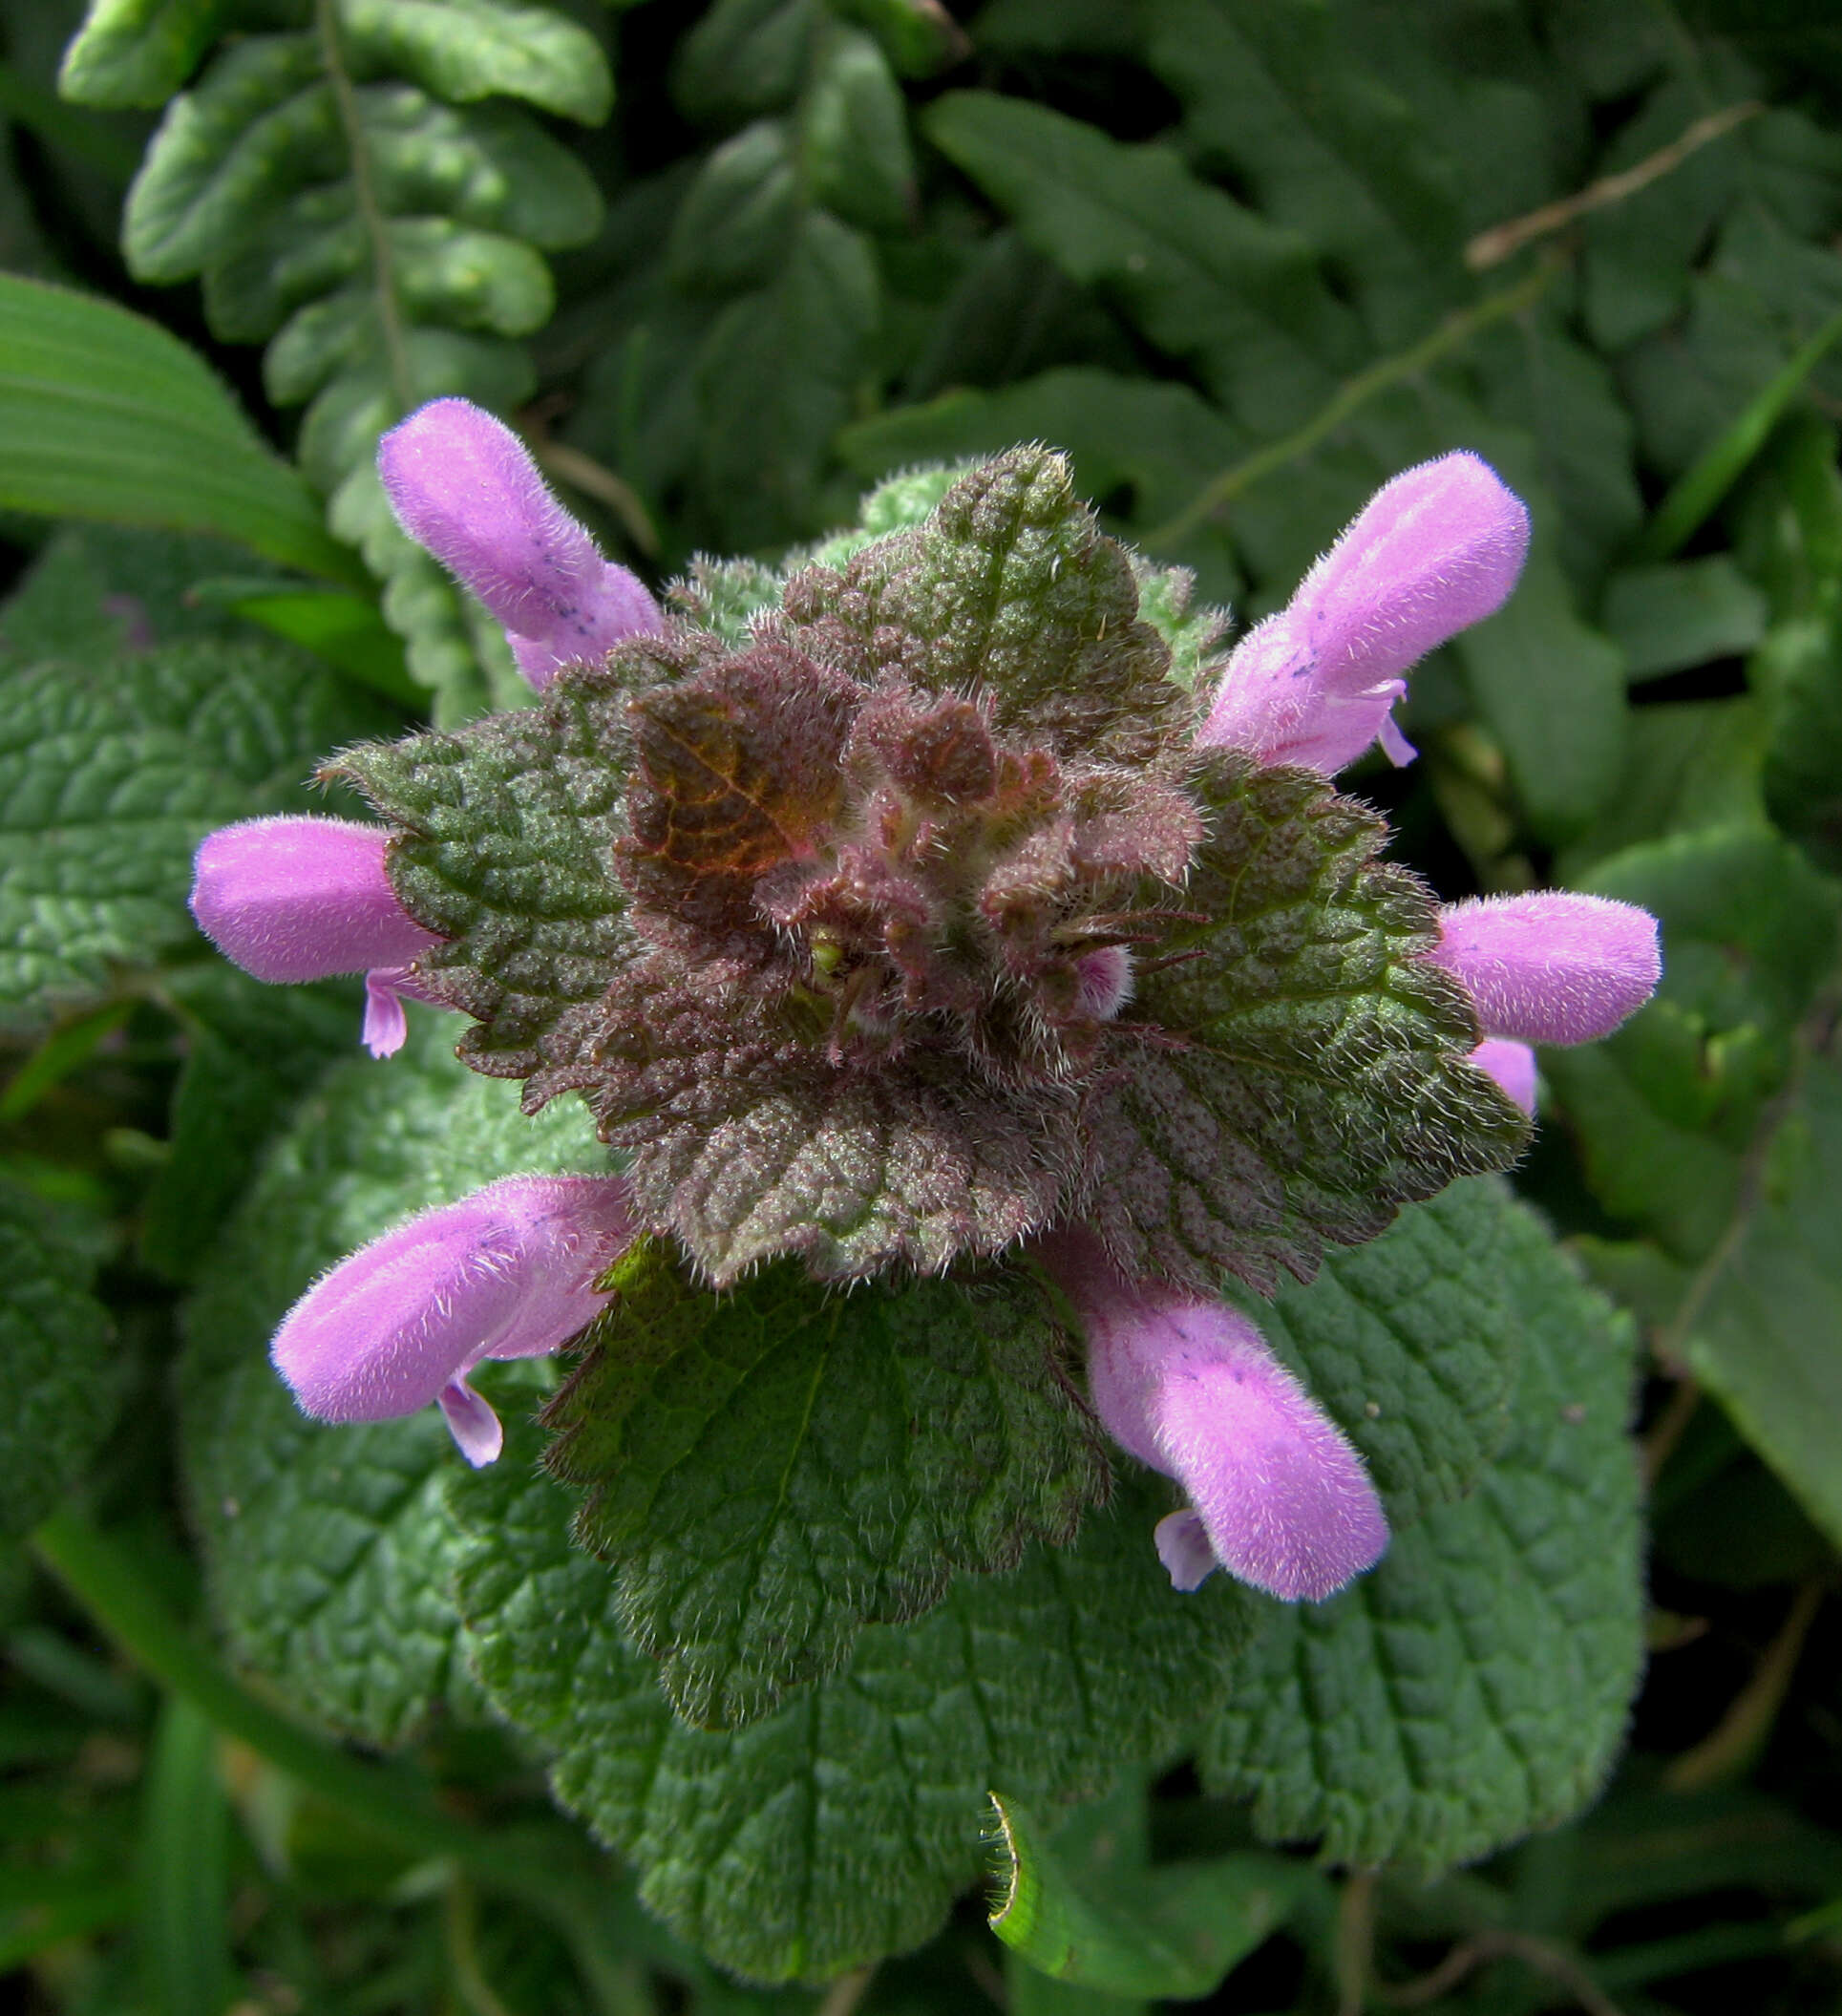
[1471,1036,1538,1115]
[377,397,661,689]
[189,816,442,1057]
[1199,452,1531,774]
[1428,893,1662,1045]
[1040,1233,1387,1601]
[271,1174,635,1465]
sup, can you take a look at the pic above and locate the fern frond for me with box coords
[65,0,610,722]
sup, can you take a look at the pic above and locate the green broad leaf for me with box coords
[1453,540,1628,841]
[667,120,800,292]
[0,522,295,662]
[1600,559,1768,682]
[1226,1178,1523,1530]
[1756,614,1842,872]
[135,1694,232,2016]
[179,1012,607,1745]
[184,578,420,707]
[921,92,1357,434]
[1091,753,1527,1301]
[1141,0,1468,344]
[830,0,967,78]
[57,0,225,108]
[1545,823,1839,1258]
[1554,699,1770,883]
[0,1180,117,1539]
[1199,1198,1642,1873]
[989,1792,1304,2001]
[799,25,913,236]
[0,272,363,586]
[140,968,361,1284]
[1688,1058,1842,1552]
[691,207,880,550]
[0,636,400,1029]
[542,1243,1106,1730]
[334,658,639,1096]
[672,0,815,130]
[334,0,613,126]
[448,1441,1254,1984]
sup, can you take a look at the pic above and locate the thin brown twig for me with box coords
[1375,1928,1627,2016]
[1336,1869,1378,2016]
[1665,1577,1828,1793]
[1640,1374,1702,1487]
[1466,101,1762,270]
[525,436,661,559]
[816,1964,877,2016]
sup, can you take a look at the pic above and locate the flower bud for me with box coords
[1199,451,1531,774]
[190,816,439,986]
[1470,1036,1537,1115]
[377,397,661,689]
[271,1174,636,1466]
[1427,893,1661,1046]
[1038,1234,1387,1601]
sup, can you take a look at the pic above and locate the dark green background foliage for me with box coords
[2,1,1842,2012]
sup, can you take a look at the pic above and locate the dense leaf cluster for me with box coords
[0,0,1841,2011]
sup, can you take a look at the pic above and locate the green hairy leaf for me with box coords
[449,1439,1253,1984]
[543,1242,1107,1729]
[0,1181,119,1539]
[0,636,399,1029]
[1090,754,1526,1298]
[180,1014,606,1745]
[110,1,610,718]
[1200,1197,1642,1872]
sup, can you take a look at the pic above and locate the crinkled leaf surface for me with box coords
[784,445,1187,762]
[337,662,647,1100]
[1199,1196,1641,1873]
[180,1014,606,1745]
[0,1180,119,1538]
[1090,753,1526,1297]
[449,1441,1252,1984]
[1227,1177,1522,1530]
[0,636,400,1029]
[141,967,361,1284]
[543,1242,1107,1729]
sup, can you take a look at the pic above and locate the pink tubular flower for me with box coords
[377,398,662,689]
[1198,451,1531,774]
[271,1174,636,1465]
[1427,893,1662,1046]
[1039,1234,1387,1602]
[189,816,443,1057]
[1470,1037,1538,1115]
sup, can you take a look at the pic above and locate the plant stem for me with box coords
[316,0,413,417]
[1143,260,1558,552]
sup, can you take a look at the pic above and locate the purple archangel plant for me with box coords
[189,403,1660,1608]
